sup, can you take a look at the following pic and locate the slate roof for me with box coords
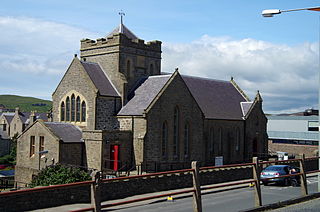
[19,112,48,124]
[118,73,249,120]
[118,75,172,116]
[241,102,253,117]
[181,75,248,120]
[44,122,83,143]
[106,23,139,40]
[2,113,14,124]
[81,61,120,97]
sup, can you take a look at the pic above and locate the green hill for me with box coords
[0,95,52,113]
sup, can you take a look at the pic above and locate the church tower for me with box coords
[80,14,162,105]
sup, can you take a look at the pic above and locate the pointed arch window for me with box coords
[184,123,190,158]
[60,101,65,121]
[150,64,154,75]
[126,60,131,78]
[209,127,214,156]
[218,127,223,154]
[71,94,75,121]
[236,127,240,152]
[81,101,86,122]
[173,107,180,157]
[76,96,81,122]
[66,97,70,121]
[161,122,168,158]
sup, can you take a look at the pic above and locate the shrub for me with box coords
[30,164,91,187]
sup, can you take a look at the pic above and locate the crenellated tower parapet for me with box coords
[80,30,162,105]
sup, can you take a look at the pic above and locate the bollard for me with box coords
[91,171,102,212]
[252,157,262,207]
[299,154,308,196]
[191,161,202,212]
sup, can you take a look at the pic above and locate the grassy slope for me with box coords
[0,95,52,113]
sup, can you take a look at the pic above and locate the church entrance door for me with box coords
[110,145,119,171]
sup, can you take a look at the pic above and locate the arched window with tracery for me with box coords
[81,101,86,122]
[60,101,65,121]
[184,123,190,158]
[76,96,81,122]
[66,97,70,121]
[173,107,180,157]
[71,94,75,121]
[161,121,168,158]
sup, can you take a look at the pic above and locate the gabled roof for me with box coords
[181,75,248,120]
[81,61,120,97]
[106,23,139,40]
[118,75,172,116]
[1,113,15,124]
[241,102,253,117]
[44,122,83,143]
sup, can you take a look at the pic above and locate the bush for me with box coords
[0,154,15,165]
[30,164,91,187]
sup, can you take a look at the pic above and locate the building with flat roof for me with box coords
[267,115,318,157]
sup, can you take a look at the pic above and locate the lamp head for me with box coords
[262,9,281,17]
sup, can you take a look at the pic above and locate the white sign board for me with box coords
[215,156,223,166]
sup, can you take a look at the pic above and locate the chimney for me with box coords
[30,111,36,125]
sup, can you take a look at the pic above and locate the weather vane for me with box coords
[119,10,125,25]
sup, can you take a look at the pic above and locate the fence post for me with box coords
[252,157,262,207]
[191,161,202,212]
[299,154,308,196]
[91,171,102,212]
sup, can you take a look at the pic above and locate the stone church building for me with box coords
[15,22,268,185]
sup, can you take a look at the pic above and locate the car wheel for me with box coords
[263,182,268,186]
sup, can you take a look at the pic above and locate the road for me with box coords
[105,176,319,212]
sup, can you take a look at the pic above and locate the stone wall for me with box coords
[204,120,245,165]
[145,73,204,165]
[2,159,318,212]
[52,57,97,130]
[15,121,60,185]
[95,96,120,130]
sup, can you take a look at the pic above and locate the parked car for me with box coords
[260,165,300,186]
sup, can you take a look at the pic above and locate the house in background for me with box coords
[15,21,268,185]
[267,112,318,157]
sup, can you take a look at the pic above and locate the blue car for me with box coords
[260,165,300,186]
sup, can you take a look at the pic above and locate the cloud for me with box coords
[0,16,318,113]
[0,16,99,99]
[162,35,319,113]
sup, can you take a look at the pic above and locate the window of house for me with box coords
[81,101,86,122]
[60,101,65,121]
[76,96,81,122]
[30,136,35,157]
[39,136,44,152]
[3,123,6,131]
[173,107,179,157]
[66,97,70,121]
[209,127,214,156]
[71,94,75,121]
[162,121,168,157]
[184,123,190,158]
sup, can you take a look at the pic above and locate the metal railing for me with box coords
[0,155,319,212]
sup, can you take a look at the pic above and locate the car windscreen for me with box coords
[264,166,283,171]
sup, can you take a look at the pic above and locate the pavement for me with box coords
[31,173,320,212]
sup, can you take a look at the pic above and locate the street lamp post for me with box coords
[261,6,320,191]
